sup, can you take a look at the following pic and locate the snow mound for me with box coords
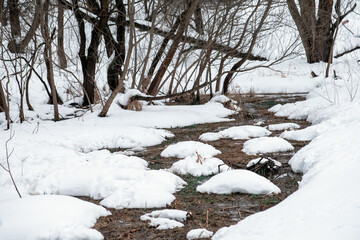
[267,122,300,131]
[161,141,221,158]
[246,157,282,168]
[186,228,213,239]
[242,137,294,155]
[0,195,110,240]
[32,168,186,209]
[210,94,233,104]
[196,170,280,194]
[170,155,229,176]
[140,209,190,230]
[280,125,318,141]
[199,125,271,141]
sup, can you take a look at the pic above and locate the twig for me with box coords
[0,129,22,198]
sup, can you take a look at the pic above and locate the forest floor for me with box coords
[81,93,310,239]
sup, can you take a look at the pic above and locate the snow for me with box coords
[213,72,360,239]
[0,195,110,240]
[267,122,300,131]
[242,137,294,155]
[199,125,271,141]
[0,100,234,238]
[246,157,282,168]
[170,155,229,176]
[32,167,186,209]
[196,170,280,195]
[140,209,190,230]
[161,141,221,158]
[186,228,213,239]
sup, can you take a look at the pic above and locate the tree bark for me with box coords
[8,0,41,53]
[42,0,59,120]
[287,0,334,63]
[0,0,7,26]
[74,0,110,106]
[107,0,126,91]
[57,1,67,69]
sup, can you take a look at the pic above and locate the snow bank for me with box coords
[213,77,360,239]
[196,170,280,194]
[32,167,186,209]
[0,195,110,240]
[199,125,271,141]
[170,155,228,176]
[161,141,221,158]
[187,229,213,239]
[242,137,294,155]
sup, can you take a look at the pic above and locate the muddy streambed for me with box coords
[83,93,310,239]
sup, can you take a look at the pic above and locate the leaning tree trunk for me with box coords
[147,0,201,96]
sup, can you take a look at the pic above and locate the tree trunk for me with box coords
[287,0,334,63]
[8,0,41,53]
[57,1,67,69]
[74,0,110,106]
[42,0,59,120]
[0,0,7,26]
[107,0,126,91]
[147,0,201,96]
[0,79,9,119]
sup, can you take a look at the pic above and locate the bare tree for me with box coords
[41,0,60,120]
[287,0,356,63]
[57,1,68,69]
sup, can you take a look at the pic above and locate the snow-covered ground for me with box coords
[1,5,360,239]
[0,101,234,239]
[213,71,360,239]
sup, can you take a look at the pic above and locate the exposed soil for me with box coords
[83,93,310,240]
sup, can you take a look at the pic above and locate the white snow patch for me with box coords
[196,170,280,195]
[267,122,300,131]
[242,137,294,155]
[0,195,110,240]
[32,168,186,209]
[213,72,360,239]
[199,125,271,141]
[186,228,213,239]
[161,141,221,158]
[170,155,229,176]
[140,209,190,230]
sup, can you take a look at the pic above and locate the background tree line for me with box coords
[0,0,357,126]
